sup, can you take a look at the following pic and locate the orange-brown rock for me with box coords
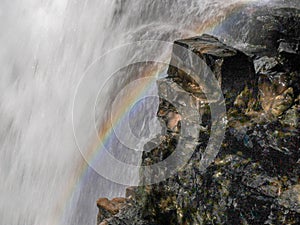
[97,197,126,214]
[97,197,127,224]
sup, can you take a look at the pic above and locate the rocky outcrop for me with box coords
[168,34,255,107]
[97,6,300,225]
[97,198,127,224]
[214,2,300,57]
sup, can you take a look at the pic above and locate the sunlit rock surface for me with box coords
[97,6,300,225]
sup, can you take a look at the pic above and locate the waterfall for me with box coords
[0,0,270,225]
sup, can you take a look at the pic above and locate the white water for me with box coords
[0,0,273,225]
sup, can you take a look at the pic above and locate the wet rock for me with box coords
[125,186,138,200]
[271,87,294,117]
[254,56,282,74]
[258,73,294,117]
[278,39,300,71]
[157,78,202,119]
[156,78,204,139]
[233,85,261,116]
[278,185,300,213]
[241,163,282,198]
[234,86,251,109]
[97,198,127,224]
[167,34,255,107]
[214,5,300,57]
[96,7,300,223]
[166,112,181,132]
[278,40,300,55]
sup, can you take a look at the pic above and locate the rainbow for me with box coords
[56,1,258,224]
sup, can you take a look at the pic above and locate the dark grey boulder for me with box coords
[167,34,255,107]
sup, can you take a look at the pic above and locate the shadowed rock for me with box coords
[167,34,255,107]
[214,4,300,57]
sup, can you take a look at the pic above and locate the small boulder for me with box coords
[278,40,300,55]
[254,56,282,74]
[278,39,300,71]
[167,34,256,106]
[258,72,294,117]
[97,197,126,224]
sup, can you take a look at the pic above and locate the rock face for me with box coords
[97,6,300,225]
[97,198,127,224]
[168,34,255,107]
[214,2,300,58]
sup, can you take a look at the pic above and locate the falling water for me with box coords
[0,0,285,225]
